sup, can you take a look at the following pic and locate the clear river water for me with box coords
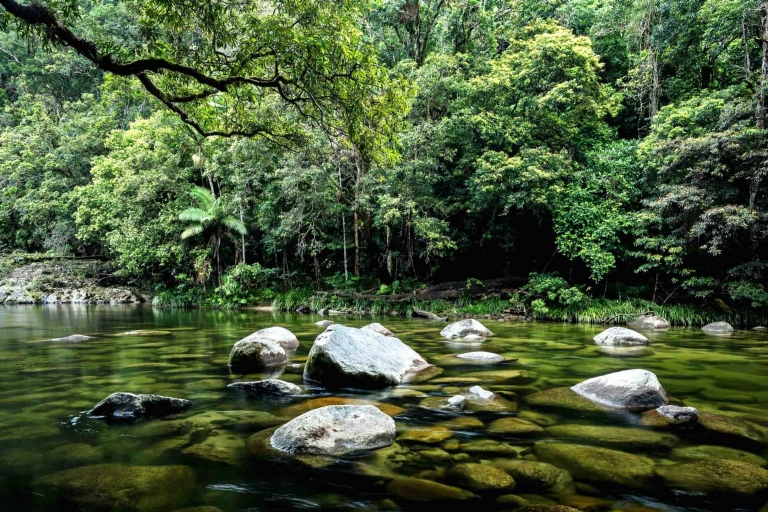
[0,305,767,511]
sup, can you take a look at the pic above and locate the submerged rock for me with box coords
[36,464,195,511]
[465,369,539,385]
[597,346,655,358]
[698,412,768,447]
[362,322,394,336]
[488,417,544,435]
[88,392,191,421]
[535,443,654,488]
[671,445,768,467]
[655,459,768,495]
[48,334,93,342]
[456,351,505,362]
[398,426,453,444]
[228,337,287,371]
[593,327,649,346]
[181,430,243,466]
[656,405,698,424]
[524,387,607,413]
[387,477,477,502]
[304,325,432,388]
[227,379,302,396]
[270,405,395,455]
[247,326,299,350]
[446,463,515,491]
[491,460,573,495]
[276,396,406,418]
[544,424,678,450]
[627,315,671,330]
[571,369,667,411]
[702,321,734,333]
[440,319,493,339]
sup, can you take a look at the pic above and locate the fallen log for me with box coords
[412,308,447,322]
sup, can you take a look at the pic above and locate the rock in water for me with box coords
[36,464,195,511]
[468,385,495,400]
[48,334,93,342]
[315,320,334,327]
[304,325,431,388]
[228,337,287,372]
[656,405,698,424]
[655,459,768,495]
[88,392,191,421]
[270,405,395,455]
[627,315,671,330]
[441,319,493,339]
[447,395,467,409]
[361,322,394,336]
[456,351,505,362]
[227,379,302,396]
[593,327,649,346]
[246,326,299,350]
[571,369,667,411]
[702,321,735,333]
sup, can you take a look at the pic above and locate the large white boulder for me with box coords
[270,405,395,455]
[304,325,431,388]
[571,369,668,411]
[593,327,649,346]
[228,337,287,371]
[247,326,299,350]
[440,319,493,339]
[702,321,734,333]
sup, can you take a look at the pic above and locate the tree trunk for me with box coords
[239,202,246,264]
[758,2,768,129]
[353,157,361,277]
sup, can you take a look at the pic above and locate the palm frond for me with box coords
[178,208,208,222]
[222,216,248,235]
[181,224,205,239]
[189,186,215,210]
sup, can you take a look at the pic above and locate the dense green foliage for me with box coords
[2,0,768,320]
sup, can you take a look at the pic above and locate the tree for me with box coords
[179,186,247,287]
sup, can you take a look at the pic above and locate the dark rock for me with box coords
[227,379,302,396]
[656,405,698,424]
[88,392,191,421]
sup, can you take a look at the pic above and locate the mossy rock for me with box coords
[245,427,334,469]
[397,426,453,444]
[518,410,559,427]
[181,430,244,465]
[440,416,485,431]
[655,459,768,495]
[544,424,678,450]
[517,506,580,512]
[277,397,405,418]
[49,443,106,466]
[464,370,539,385]
[386,477,478,502]
[534,443,654,488]
[698,412,768,447]
[173,507,223,512]
[36,464,195,511]
[524,387,607,413]
[417,447,452,462]
[459,439,530,457]
[466,395,519,413]
[446,463,515,491]
[181,410,283,432]
[670,445,767,468]
[491,459,573,495]
[488,417,544,435]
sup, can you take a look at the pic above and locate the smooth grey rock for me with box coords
[270,405,395,455]
[361,322,394,336]
[627,315,671,330]
[440,319,493,339]
[456,351,504,362]
[468,385,495,400]
[447,395,466,409]
[597,346,654,358]
[248,326,299,350]
[49,334,93,342]
[702,321,735,333]
[593,327,649,346]
[753,326,767,331]
[228,337,287,371]
[656,405,698,424]
[88,392,191,421]
[315,320,334,327]
[571,369,667,411]
[227,379,302,396]
[304,325,431,388]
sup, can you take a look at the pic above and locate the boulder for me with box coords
[228,337,287,371]
[227,379,302,396]
[397,426,453,444]
[361,322,394,336]
[447,395,466,409]
[593,327,649,346]
[544,424,678,450]
[88,392,191,421]
[446,463,515,491]
[656,405,698,424]
[702,321,734,333]
[36,464,195,511]
[247,327,299,350]
[270,405,395,455]
[468,385,495,400]
[656,459,768,495]
[440,319,493,339]
[304,325,432,388]
[534,443,654,488]
[49,334,93,342]
[524,387,607,413]
[571,369,667,411]
[491,460,573,495]
[487,417,544,435]
[671,445,768,468]
[456,351,505,362]
[627,315,671,330]
[386,477,477,502]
